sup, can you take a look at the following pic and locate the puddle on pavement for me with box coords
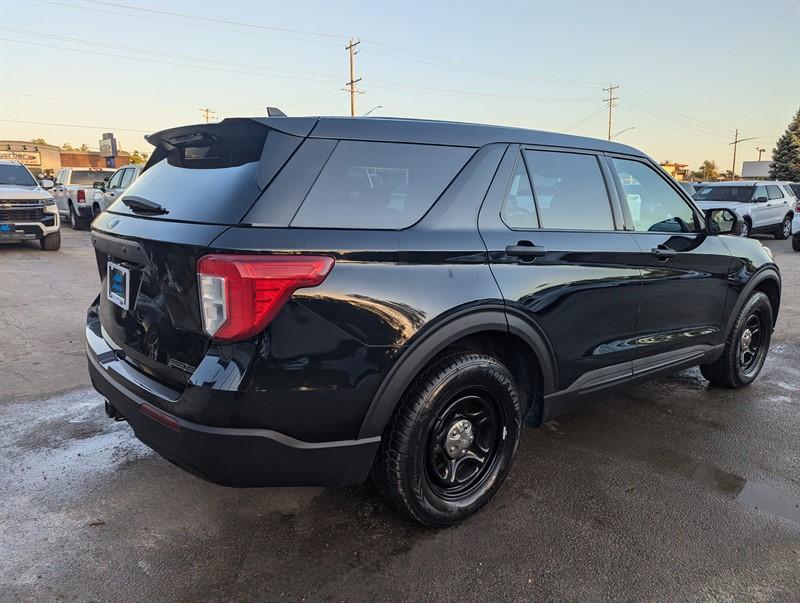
[735,481,800,523]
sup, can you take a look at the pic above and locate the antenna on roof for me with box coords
[266,107,287,117]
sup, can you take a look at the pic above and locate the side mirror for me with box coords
[705,208,741,235]
[754,196,768,203]
[40,179,54,189]
[93,181,106,191]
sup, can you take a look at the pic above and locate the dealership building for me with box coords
[0,139,131,178]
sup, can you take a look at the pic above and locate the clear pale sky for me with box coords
[1,0,798,172]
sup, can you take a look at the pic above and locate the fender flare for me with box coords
[723,266,781,337]
[357,305,557,439]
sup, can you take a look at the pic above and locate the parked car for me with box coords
[51,167,115,229]
[87,117,781,526]
[0,160,60,250]
[788,183,800,252]
[92,164,142,217]
[693,181,794,239]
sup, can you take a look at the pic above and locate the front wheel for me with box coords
[40,231,61,251]
[740,219,751,238]
[775,215,792,240]
[372,352,522,527]
[700,291,772,388]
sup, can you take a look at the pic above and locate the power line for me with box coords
[0,119,151,133]
[603,84,619,141]
[344,38,364,117]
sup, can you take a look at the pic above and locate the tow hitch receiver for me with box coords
[104,400,126,422]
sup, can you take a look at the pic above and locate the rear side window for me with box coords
[291,141,473,229]
[501,155,538,229]
[523,150,614,230]
[766,185,783,200]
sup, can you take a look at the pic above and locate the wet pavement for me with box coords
[1,229,798,601]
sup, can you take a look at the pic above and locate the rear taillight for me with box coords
[795,201,800,212]
[77,189,86,203]
[197,254,334,342]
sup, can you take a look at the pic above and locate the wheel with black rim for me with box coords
[740,219,751,238]
[775,215,792,240]
[372,352,522,527]
[700,291,772,388]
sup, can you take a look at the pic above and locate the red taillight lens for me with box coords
[77,189,86,203]
[197,254,334,342]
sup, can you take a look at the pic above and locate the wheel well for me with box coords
[753,278,780,325]
[441,331,544,426]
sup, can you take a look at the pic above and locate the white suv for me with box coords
[694,181,795,239]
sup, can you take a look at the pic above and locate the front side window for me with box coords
[120,168,135,188]
[523,150,614,230]
[292,141,473,229]
[107,170,124,189]
[500,155,537,229]
[766,185,783,200]
[613,158,699,233]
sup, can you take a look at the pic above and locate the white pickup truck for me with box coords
[51,167,115,229]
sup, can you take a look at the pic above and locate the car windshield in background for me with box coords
[71,171,110,185]
[0,164,37,186]
[695,185,754,202]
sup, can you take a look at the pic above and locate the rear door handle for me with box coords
[506,242,547,259]
[651,246,677,259]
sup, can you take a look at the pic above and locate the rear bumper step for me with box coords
[86,324,380,488]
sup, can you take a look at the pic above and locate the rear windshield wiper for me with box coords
[122,196,168,215]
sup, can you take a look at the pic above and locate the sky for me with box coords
[1,0,798,172]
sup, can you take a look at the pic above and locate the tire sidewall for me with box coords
[402,358,521,525]
[732,292,772,386]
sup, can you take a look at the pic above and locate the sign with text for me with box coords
[0,150,41,166]
[99,136,118,158]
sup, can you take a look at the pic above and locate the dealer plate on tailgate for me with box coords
[107,261,130,310]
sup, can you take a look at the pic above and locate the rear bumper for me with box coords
[86,321,380,488]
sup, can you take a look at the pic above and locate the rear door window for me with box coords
[291,141,473,229]
[500,154,538,229]
[107,170,124,189]
[120,168,135,188]
[523,150,614,230]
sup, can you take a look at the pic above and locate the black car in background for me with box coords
[87,116,780,525]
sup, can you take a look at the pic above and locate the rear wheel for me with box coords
[792,234,800,252]
[700,291,772,388]
[775,214,792,240]
[40,231,61,251]
[372,352,522,527]
[68,204,86,230]
[92,203,102,219]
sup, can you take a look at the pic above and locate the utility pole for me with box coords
[728,129,757,181]
[198,108,217,123]
[755,147,766,161]
[344,38,364,117]
[603,84,619,141]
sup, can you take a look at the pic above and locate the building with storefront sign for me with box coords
[0,140,130,177]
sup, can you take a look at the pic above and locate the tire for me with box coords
[792,235,800,252]
[740,218,751,238]
[371,352,522,527]
[40,231,61,251]
[775,214,792,240]
[69,203,86,230]
[700,291,772,388]
[92,203,102,219]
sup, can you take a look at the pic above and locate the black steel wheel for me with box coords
[372,352,522,526]
[701,291,772,388]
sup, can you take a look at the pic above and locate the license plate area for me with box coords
[107,261,131,310]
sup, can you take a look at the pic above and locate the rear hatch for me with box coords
[91,118,313,388]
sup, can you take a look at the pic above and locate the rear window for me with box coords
[71,171,111,185]
[290,141,473,229]
[695,186,754,202]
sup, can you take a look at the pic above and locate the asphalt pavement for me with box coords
[1,228,798,601]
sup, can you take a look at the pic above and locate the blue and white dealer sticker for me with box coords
[107,261,130,310]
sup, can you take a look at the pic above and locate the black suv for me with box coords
[87,117,780,526]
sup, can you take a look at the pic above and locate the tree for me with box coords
[61,142,74,151]
[129,150,149,164]
[30,137,48,145]
[769,106,800,181]
[79,144,89,152]
[690,160,719,181]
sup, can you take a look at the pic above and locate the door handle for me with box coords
[651,246,677,259]
[506,242,547,259]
